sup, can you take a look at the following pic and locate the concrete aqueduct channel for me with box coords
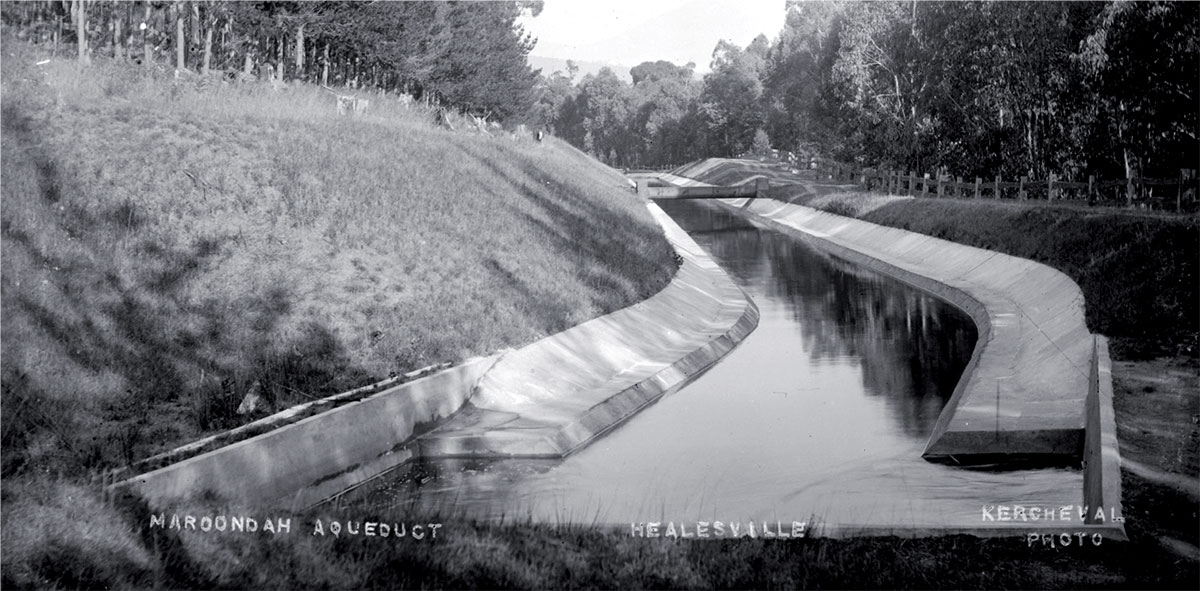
[116,161,1123,539]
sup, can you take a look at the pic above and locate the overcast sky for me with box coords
[518,0,788,75]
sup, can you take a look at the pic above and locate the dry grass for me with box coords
[0,36,675,477]
[806,191,915,217]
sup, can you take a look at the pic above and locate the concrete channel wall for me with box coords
[415,202,760,459]
[117,356,499,509]
[713,196,1092,460]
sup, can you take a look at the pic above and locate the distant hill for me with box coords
[528,55,632,82]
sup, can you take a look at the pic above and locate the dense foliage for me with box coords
[0,0,543,120]
[535,0,1198,182]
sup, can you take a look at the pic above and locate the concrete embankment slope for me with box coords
[417,202,759,458]
[654,171,1092,460]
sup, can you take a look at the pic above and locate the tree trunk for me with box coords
[175,12,185,71]
[202,27,212,75]
[74,0,88,64]
[322,43,329,87]
[112,14,122,59]
[190,2,200,48]
[294,23,304,81]
[142,2,152,67]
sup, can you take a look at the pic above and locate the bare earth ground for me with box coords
[1113,357,1200,558]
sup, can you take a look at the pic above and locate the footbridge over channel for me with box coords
[636,178,768,199]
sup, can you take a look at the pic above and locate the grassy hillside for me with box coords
[0,37,675,480]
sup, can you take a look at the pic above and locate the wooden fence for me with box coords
[812,161,1199,213]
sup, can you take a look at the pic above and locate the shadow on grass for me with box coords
[457,142,674,315]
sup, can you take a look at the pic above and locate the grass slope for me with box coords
[1,40,673,491]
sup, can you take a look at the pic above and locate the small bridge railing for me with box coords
[635,178,768,200]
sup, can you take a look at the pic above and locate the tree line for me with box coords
[534,0,1198,183]
[1,1,543,121]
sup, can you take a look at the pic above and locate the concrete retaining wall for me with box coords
[117,355,498,509]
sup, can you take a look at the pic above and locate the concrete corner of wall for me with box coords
[1083,334,1127,540]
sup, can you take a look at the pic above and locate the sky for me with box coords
[517,0,789,76]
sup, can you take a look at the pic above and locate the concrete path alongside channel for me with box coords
[416,202,760,458]
[652,172,1092,461]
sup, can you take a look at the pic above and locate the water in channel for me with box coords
[338,199,1081,530]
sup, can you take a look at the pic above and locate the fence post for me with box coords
[974,177,982,199]
[955,176,964,199]
[1176,169,1194,213]
[1088,175,1096,206]
[1048,173,1057,201]
[1019,176,1028,200]
[1126,175,1135,207]
[994,175,1001,199]
[922,173,930,198]
[909,171,916,196]
[936,174,945,198]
